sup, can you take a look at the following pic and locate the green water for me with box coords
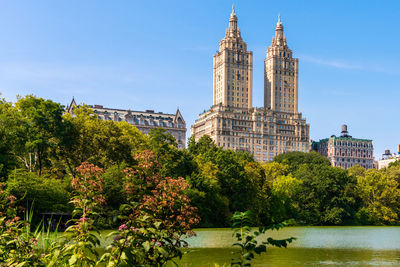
[171,226,400,266]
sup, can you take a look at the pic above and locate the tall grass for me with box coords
[23,204,61,254]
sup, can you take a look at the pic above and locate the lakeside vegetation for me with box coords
[1,95,400,228]
[0,94,399,265]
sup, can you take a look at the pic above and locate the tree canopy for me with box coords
[1,94,399,227]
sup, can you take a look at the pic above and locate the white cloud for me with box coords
[299,55,364,70]
[299,54,400,75]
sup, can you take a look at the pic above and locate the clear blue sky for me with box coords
[0,0,399,158]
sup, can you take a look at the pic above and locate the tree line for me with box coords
[0,95,399,227]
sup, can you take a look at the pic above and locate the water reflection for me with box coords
[175,226,400,266]
[186,226,400,249]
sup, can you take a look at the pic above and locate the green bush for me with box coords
[6,170,71,214]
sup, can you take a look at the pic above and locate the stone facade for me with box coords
[66,98,187,149]
[264,15,298,113]
[213,7,253,109]
[313,125,374,169]
[191,8,310,162]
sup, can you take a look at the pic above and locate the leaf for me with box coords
[254,244,267,254]
[154,221,162,229]
[69,254,77,265]
[232,242,244,249]
[157,247,169,257]
[143,241,150,252]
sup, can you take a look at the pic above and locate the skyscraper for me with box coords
[264,15,299,113]
[191,8,310,162]
[213,6,253,109]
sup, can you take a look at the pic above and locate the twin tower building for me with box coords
[191,7,310,162]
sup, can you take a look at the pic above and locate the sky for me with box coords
[0,0,399,158]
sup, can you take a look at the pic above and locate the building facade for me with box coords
[191,8,310,162]
[213,7,253,109]
[376,146,400,169]
[264,15,299,113]
[313,125,374,169]
[66,98,187,149]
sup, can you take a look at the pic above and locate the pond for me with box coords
[170,226,400,266]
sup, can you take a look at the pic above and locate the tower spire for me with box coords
[275,13,284,41]
[228,4,238,31]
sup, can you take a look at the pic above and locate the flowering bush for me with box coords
[44,162,105,266]
[0,183,41,266]
[0,152,200,266]
[100,150,199,266]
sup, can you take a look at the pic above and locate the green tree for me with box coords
[261,161,290,180]
[0,98,17,180]
[271,152,359,225]
[186,136,263,226]
[274,151,330,173]
[382,163,400,186]
[12,95,66,176]
[187,154,231,226]
[355,169,400,224]
[348,165,366,178]
[271,173,303,223]
[62,106,147,174]
[6,170,71,214]
[148,128,196,179]
[188,135,218,155]
[294,164,358,225]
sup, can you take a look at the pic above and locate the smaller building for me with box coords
[66,98,187,149]
[313,125,374,169]
[376,145,400,169]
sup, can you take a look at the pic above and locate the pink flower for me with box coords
[130,226,140,232]
[119,224,127,231]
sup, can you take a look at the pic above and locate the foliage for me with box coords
[0,183,41,266]
[0,98,18,180]
[12,95,66,176]
[62,106,147,173]
[355,169,400,224]
[186,136,266,226]
[294,163,358,225]
[44,162,105,266]
[230,211,295,266]
[100,151,200,266]
[6,170,71,215]
[148,128,195,179]
[270,174,302,223]
[0,93,399,234]
[261,162,289,180]
[274,151,330,173]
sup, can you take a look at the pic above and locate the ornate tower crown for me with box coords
[272,14,287,48]
[264,14,298,113]
[212,6,253,109]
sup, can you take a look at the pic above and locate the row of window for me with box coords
[334,141,372,148]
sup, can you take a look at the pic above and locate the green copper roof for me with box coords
[317,136,372,143]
